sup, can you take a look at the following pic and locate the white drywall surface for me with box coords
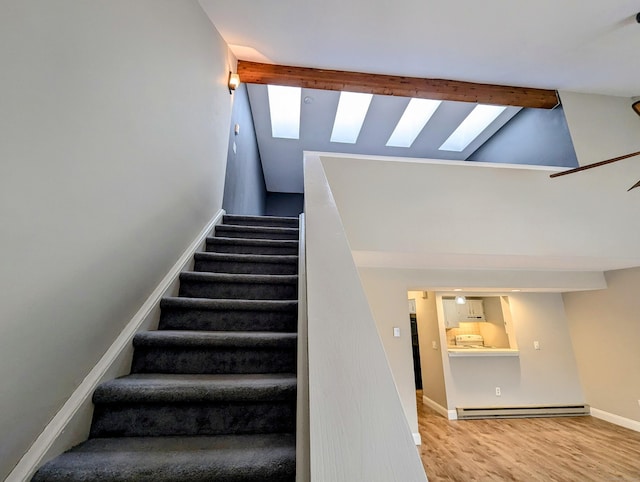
[0,1,233,477]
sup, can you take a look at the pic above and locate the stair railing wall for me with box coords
[296,213,310,482]
[303,153,427,482]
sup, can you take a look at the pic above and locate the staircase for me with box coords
[32,214,300,481]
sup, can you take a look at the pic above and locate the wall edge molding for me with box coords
[422,395,453,419]
[6,210,225,482]
[590,407,640,433]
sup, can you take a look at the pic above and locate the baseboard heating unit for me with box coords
[456,404,590,420]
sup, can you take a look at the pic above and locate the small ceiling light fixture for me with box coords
[511,289,521,292]
[228,72,240,93]
[455,295,467,305]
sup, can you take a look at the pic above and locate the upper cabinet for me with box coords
[465,299,485,321]
[442,299,460,328]
[442,298,485,328]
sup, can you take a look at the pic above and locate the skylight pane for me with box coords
[330,92,373,143]
[439,104,507,152]
[386,98,442,148]
[267,85,301,139]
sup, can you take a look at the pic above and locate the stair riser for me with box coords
[179,280,297,300]
[90,401,295,437]
[159,309,297,332]
[223,216,298,228]
[194,258,297,275]
[131,348,296,374]
[215,227,298,240]
[206,241,298,256]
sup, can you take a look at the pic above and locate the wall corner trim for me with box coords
[422,395,451,419]
[590,407,640,433]
[6,209,225,482]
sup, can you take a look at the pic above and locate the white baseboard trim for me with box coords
[590,407,640,433]
[422,394,457,420]
[412,432,422,446]
[6,210,225,482]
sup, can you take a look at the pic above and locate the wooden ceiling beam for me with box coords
[237,60,559,109]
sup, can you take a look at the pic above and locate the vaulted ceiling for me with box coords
[200,0,639,193]
[200,0,640,96]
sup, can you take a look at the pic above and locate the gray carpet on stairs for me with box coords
[32,215,300,482]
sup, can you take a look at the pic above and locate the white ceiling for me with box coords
[200,0,640,97]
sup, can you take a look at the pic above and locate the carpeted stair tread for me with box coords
[158,298,298,332]
[93,373,296,403]
[215,224,299,240]
[206,237,298,255]
[32,434,296,482]
[194,252,298,264]
[178,272,298,300]
[180,271,298,284]
[194,252,298,275]
[223,214,298,228]
[160,297,298,312]
[133,330,297,348]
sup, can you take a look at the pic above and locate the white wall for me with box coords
[0,1,233,478]
[563,267,640,423]
[358,269,584,416]
[560,91,640,167]
[444,293,584,408]
[409,291,447,409]
[320,153,640,273]
[356,274,420,433]
[304,155,427,481]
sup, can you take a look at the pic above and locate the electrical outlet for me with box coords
[495,387,501,396]
[393,327,400,337]
[432,341,438,350]
[534,341,540,350]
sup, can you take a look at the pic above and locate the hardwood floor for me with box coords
[416,391,640,481]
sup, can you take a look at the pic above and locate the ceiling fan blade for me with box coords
[628,180,640,191]
[550,150,640,178]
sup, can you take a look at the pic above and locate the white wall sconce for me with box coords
[228,72,240,93]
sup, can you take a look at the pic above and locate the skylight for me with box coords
[439,104,507,152]
[267,85,301,139]
[386,98,442,148]
[330,92,373,144]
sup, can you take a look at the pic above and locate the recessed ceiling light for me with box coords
[439,104,507,152]
[267,85,301,139]
[453,289,462,291]
[386,98,442,148]
[330,92,373,144]
[511,289,521,292]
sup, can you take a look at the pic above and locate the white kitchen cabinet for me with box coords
[442,298,485,327]
[442,299,460,328]
[464,299,485,321]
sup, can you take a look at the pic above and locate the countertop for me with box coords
[447,346,520,357]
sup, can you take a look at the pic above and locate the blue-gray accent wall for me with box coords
[469,106,579,167]
[266,192,304,217]
[222,84,267,215]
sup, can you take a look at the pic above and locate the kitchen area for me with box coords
[441,295,519,357]
[407,290,584,420]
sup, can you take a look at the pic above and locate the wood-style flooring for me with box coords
[416,391,640,482]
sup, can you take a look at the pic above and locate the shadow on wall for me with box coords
[266,192,304,217]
